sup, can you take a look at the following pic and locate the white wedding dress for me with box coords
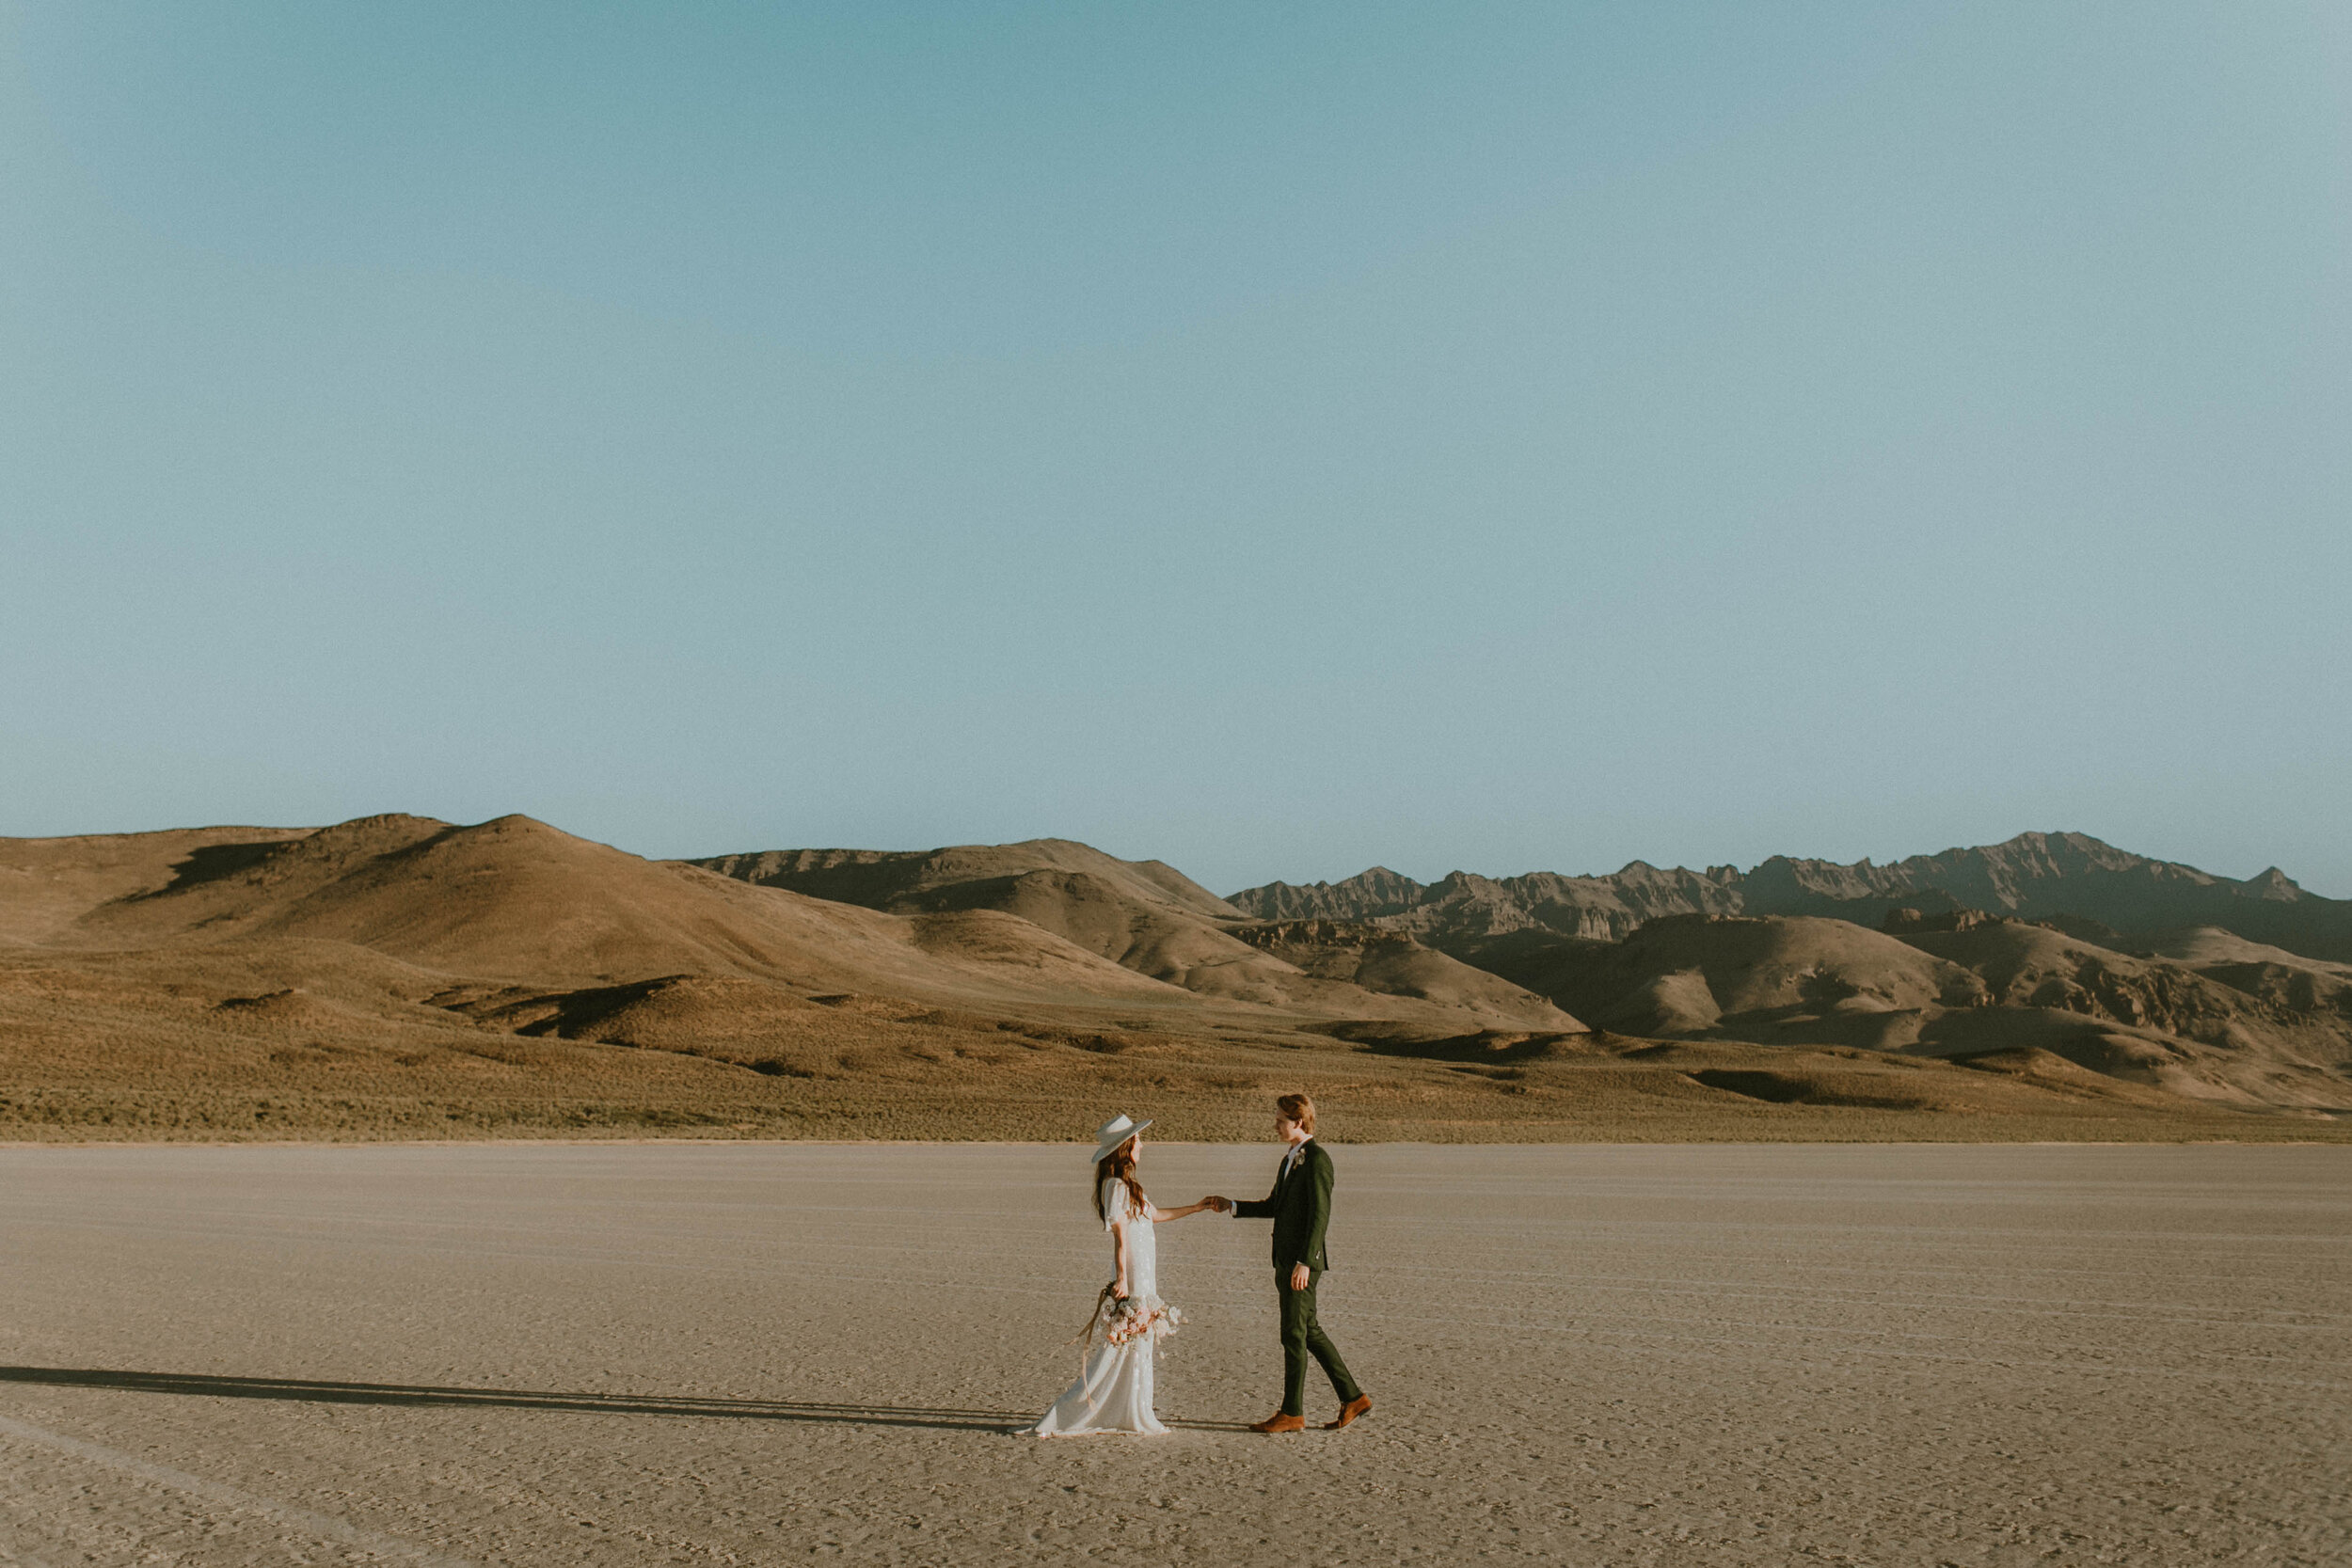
[1033,1180,1170,1436]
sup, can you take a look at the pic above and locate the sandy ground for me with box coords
[0,1142,2344,1566]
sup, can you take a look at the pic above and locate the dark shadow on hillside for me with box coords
[124,840,294,901]
[1325,1023,1596,1063]
[0,1365,1253,1433]
[501,975,681,1038]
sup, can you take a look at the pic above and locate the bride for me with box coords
[1033,1114,1227,1437]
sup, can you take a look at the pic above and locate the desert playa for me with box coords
[0,1141,2344,1565]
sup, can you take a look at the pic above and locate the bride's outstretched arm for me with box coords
[1148,1199,1217,1223]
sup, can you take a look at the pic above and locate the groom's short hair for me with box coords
[1277,1093,1315,1134]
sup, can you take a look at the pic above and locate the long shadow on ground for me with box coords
[0,1366,1252,1433]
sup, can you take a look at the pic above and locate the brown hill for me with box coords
[0,816,1263,1143]
[1470,915,1981,1043]
[2144,925,2352,974]
[1471,911,2352,1109]
[1232,832,2352,963]
[48,814,1182,1007]
[691,840,1577,1032]
[697,838,1242,923]
[2136,926,2352,1018]
[1227,919,1587,1023]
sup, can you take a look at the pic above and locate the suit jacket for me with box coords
[1233,1139,1334,1274]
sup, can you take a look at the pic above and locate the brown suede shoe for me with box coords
[1325,1394,1373,1431]
[1248,1412,1307,1433]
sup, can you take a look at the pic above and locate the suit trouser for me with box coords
[1278,1268,1361,1417]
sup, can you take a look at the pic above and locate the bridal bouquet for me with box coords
[1104,1298,1185,1347]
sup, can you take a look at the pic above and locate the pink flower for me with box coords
[1079,1292,1184,1354]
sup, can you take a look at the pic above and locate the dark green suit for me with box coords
[1233,1139,1361,1418]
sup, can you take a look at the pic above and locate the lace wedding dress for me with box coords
[1033,1180,1171,1436]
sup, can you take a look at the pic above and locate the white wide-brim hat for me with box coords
[1090,1113,1152,1163]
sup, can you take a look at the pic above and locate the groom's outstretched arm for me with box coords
[1231,1180,1280,1219]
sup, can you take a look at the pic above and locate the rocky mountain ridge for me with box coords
[1232,832,2352,961]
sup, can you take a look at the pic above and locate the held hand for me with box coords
[1290,1262,1310,1291]
[1206,1196,1231,1213]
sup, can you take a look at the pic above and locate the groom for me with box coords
[1211,1093,1371,1434]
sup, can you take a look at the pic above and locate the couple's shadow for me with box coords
[0,1365,1255,1434]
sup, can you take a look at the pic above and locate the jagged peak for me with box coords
[2248,866,2305,899]
[1258,864,1422,893]
[1971,829,2131,859]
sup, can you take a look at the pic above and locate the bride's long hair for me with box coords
[1093,1138,1149,1225]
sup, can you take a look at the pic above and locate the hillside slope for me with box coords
[690,841,1578,1031]
[1470,911,2352,1109]
[44,815,1183,1007]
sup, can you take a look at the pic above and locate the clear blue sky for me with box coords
[5,2,2346,895]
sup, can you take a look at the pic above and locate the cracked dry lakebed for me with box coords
[0,1142,2345,1564]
